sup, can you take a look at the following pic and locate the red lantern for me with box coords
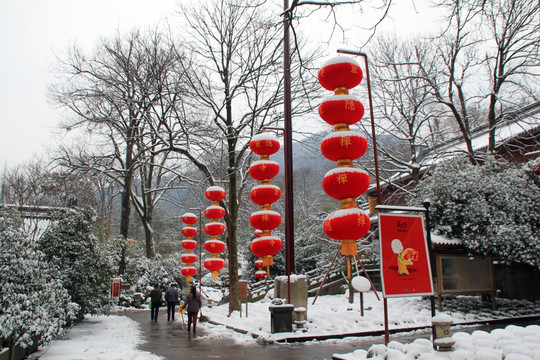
[255,271,267,280]
[204,257,225,279]
[250,210,282,231]
[181,267,197,277]
[250,240,267,259]
[205,186,226,202]
[204,222,226,236]
[254,229,262,238]
[250,185,281,206]
[318,56,363,91]
[254,259,264,268]
[321,131,368,162]
[181,227,198,238]
[205,205,226,219]
[318,96,365,126]
[181,253,197,264]
[249,160,280,181]
[322,168,370,200]
[204,240,226,254]
[250,236,283,267]
[250,236,283,257]
[249,133,280,156]
[181,266,197,283]
[181,239,198,250]
[181,213,198,225]
[323,208,371,241]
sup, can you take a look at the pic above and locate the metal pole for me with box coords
[312,247,341,305]
[216,180,232,316]
[190,208,203,296]
[263,126,292,304]
[283,0,296,281]
[423,200,437,344]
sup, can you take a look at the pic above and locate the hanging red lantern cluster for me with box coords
[180,212,198,283]
[248,133,283,280]
[203,186,227,281]
[318,56,372,277]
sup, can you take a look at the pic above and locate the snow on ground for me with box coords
[30,290,540,360]
[334,324,540,360]
[29,314,161,360]
[202,290,539,342]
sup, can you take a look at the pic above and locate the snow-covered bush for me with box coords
[0,208,78,348]
[38,207,112,317]
[413,157,540,269]
[123,253,185,293]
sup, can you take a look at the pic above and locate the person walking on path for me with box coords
[180,285,202,334]
[149,284,163,322]
[165,283,179,321]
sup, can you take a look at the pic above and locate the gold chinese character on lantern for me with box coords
[337,173,349,185]
[340,137,352,148]
[344,100,355,110]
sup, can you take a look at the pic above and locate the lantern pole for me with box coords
[334,48,387,343]
[215,180,233,316]
[189,208,203,296]
[282,0,296,278]
[263,126,296,304]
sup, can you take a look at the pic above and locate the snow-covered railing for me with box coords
[248,257,379,302]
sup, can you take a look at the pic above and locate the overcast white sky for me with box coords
[0,0,440,170]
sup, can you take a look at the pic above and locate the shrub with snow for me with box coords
[413,157,540,269]
[0,208,78,348]
[38,207,112,317]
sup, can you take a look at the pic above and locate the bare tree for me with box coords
[368,35,441,189]
[480,0,540,152]
[415,0,539,163]
[50,29,189,271]
[154,0,322,311]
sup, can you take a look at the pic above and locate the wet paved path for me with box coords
[116,310,396,359]
[116,310,540,360]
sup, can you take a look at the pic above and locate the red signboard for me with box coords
[111,278,121,299]
[379,214,434,297]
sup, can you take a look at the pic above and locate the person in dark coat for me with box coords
[165,283,179,321]
[149,284,163,322]
[180,285,202,334]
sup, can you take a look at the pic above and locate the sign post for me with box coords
[379,213,434,297]
[238,280,249,317]
[376,204,436,344]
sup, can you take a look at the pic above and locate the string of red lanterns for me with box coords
[248,133,283,280]
[203,186,227,282]
[180,213,198,283]
[318,56,372,279]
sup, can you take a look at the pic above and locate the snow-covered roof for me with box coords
[422,101,540,166]
[430,233,463,247]
[370,102,540,192]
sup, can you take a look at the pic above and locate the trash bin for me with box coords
[269,304,294,333]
